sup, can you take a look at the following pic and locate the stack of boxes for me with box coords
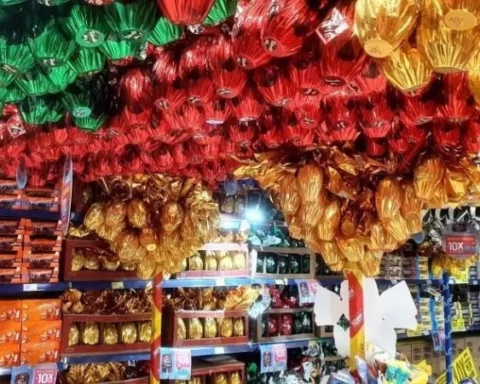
[379,252,429,280]
[379,252,402,280]
[0,219,62,284]
[0,180,60,212]
[0,299,62,367]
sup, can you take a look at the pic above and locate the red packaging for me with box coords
[21,267,59,284]
[0,219,25,235]
[0,301,21,322]
[23,235,62,253]
[0,235,23,252]
[0,252,22,268]
[22,252,60,269]
[21,300,61,322]
[0,267,22,283]
[0,193,23,210]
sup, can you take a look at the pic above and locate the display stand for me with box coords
[346,269,365,371]
[150,275,162,384]
[442,271,453,384]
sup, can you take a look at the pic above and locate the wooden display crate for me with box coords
[255,307,315,343]
[176,243,249,279]
[64,239,138,281]
[163,309,249,348]
[252,246,315,279]
[61,313,151,357]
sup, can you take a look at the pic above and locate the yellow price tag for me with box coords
[436,348,478,384]
[111,281,124,289]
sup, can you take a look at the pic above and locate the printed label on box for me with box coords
[260,344,287,373]
[159,348,191,380]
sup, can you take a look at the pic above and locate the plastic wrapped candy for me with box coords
[375,178,402,222]
[127,199,148,229]
[414,156,446,200]
[103,324,119,345]
[354,0,418,58]
[104,0,156,41]
[83,322,100,345]
[280,314,293,335]
[121,322,138,344]
[156,0,216,25]
[418,0,480,73]
[60,4,108,49]
[261,0,318,58]
[84,202,106,231]
[149,17,184,46]
[268,315,278,335]
[232,0,271,69]
[316,197,341,241]
[189,318,203,339]
[437,73,475,122]
[28,21,76,68]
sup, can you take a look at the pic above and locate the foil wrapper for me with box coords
[121,322,138,344]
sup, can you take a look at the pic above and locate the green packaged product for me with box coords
[68,48,105,75]
[204,0,237,25]
[148,17,183,47]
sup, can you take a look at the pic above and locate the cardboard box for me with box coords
[0,322,21,344]
[21,300,61,322]
[21,321,62,343]
[0,301,21,322]
[465,337,480,355]
[396,343,412,361]
[0,343,20,366]
[20,341,60,365]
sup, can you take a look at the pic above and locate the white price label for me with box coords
[215,278,226,286]
[24,284,38,292]
[111,282,124,289]
[214,347,225,354]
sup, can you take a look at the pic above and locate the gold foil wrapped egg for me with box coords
[445,167,471,203]
[219,254,233,270]
[84,255,100,270]
[121,322,138,344]
[384,214,411,242]
[218,318,233,337]
[400,182,424,234]
[317,241,342,266]
[425,178,448,209]
[161,202,185,232]
[233,318,244,336]
[72,253,85,271]
[297,164,324,205]
[418,0,480,73]
[139,322,152,342]
[368,220,398,252]
[177,318,187,340]
[205,252,218,270]
[286,214,304,240]
[215,374,228,384]
[84,202,106,231]
[316,197,341,241]
[139,228,158,251]
[358,253,382,277]
[137,255,156,280]
[204,318,217,338]
[355,0,419,58]
[379,43,433,94]
[279,174,301,216]
[414,156,446,200]
[103,222,126,243]
[105,201,127,227]
[189,253,204,270]
[127,199,148,229]
[189,318,203,339]
[82,322,100,345]
[68,324,80,346]
[437,0,480,31]
[232,252,246,270]
[230,372,242,384]
[468,47,480,104]
[116,231,140,263]
[300,202,323,228]
[375,178,402,222]
[337,238,365,263]
[103,324,119,345]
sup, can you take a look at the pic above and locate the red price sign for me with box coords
[444,233,477,259]
[273,344,287,364]
[33,367,57,384]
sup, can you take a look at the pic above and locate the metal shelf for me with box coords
[70,280,153,290]
[63,352,150,365]
[0,209,60,220]
[0,282,70,293]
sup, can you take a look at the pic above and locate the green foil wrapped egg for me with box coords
[68,48,105,75]
[99,34,140,61]
[4,84,26,103]
[45,64,78,92]
[103,0,157,41]
[73,113,106,132]
[19,96,64,125]
[0,27,36,75]
[62,83,93,118]
[15,68,57,96]
[148,17,184,47]
[204,0,237,26]
[60,4,109,48]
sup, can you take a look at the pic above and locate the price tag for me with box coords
[259,344,287,373]
[275,279,284,285]
[33,365,57,384]
[111,282,124,290]
[214,347,225,355]
[159,348,191,380]
[297,281,315,305]
[443,231,478,259]
[215,278,226,286]
[473,280,479,285]
[24,284,38,292]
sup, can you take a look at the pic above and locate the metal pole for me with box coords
[346,269,365,371]
[150,275,162,384]
[442,271,453,384]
